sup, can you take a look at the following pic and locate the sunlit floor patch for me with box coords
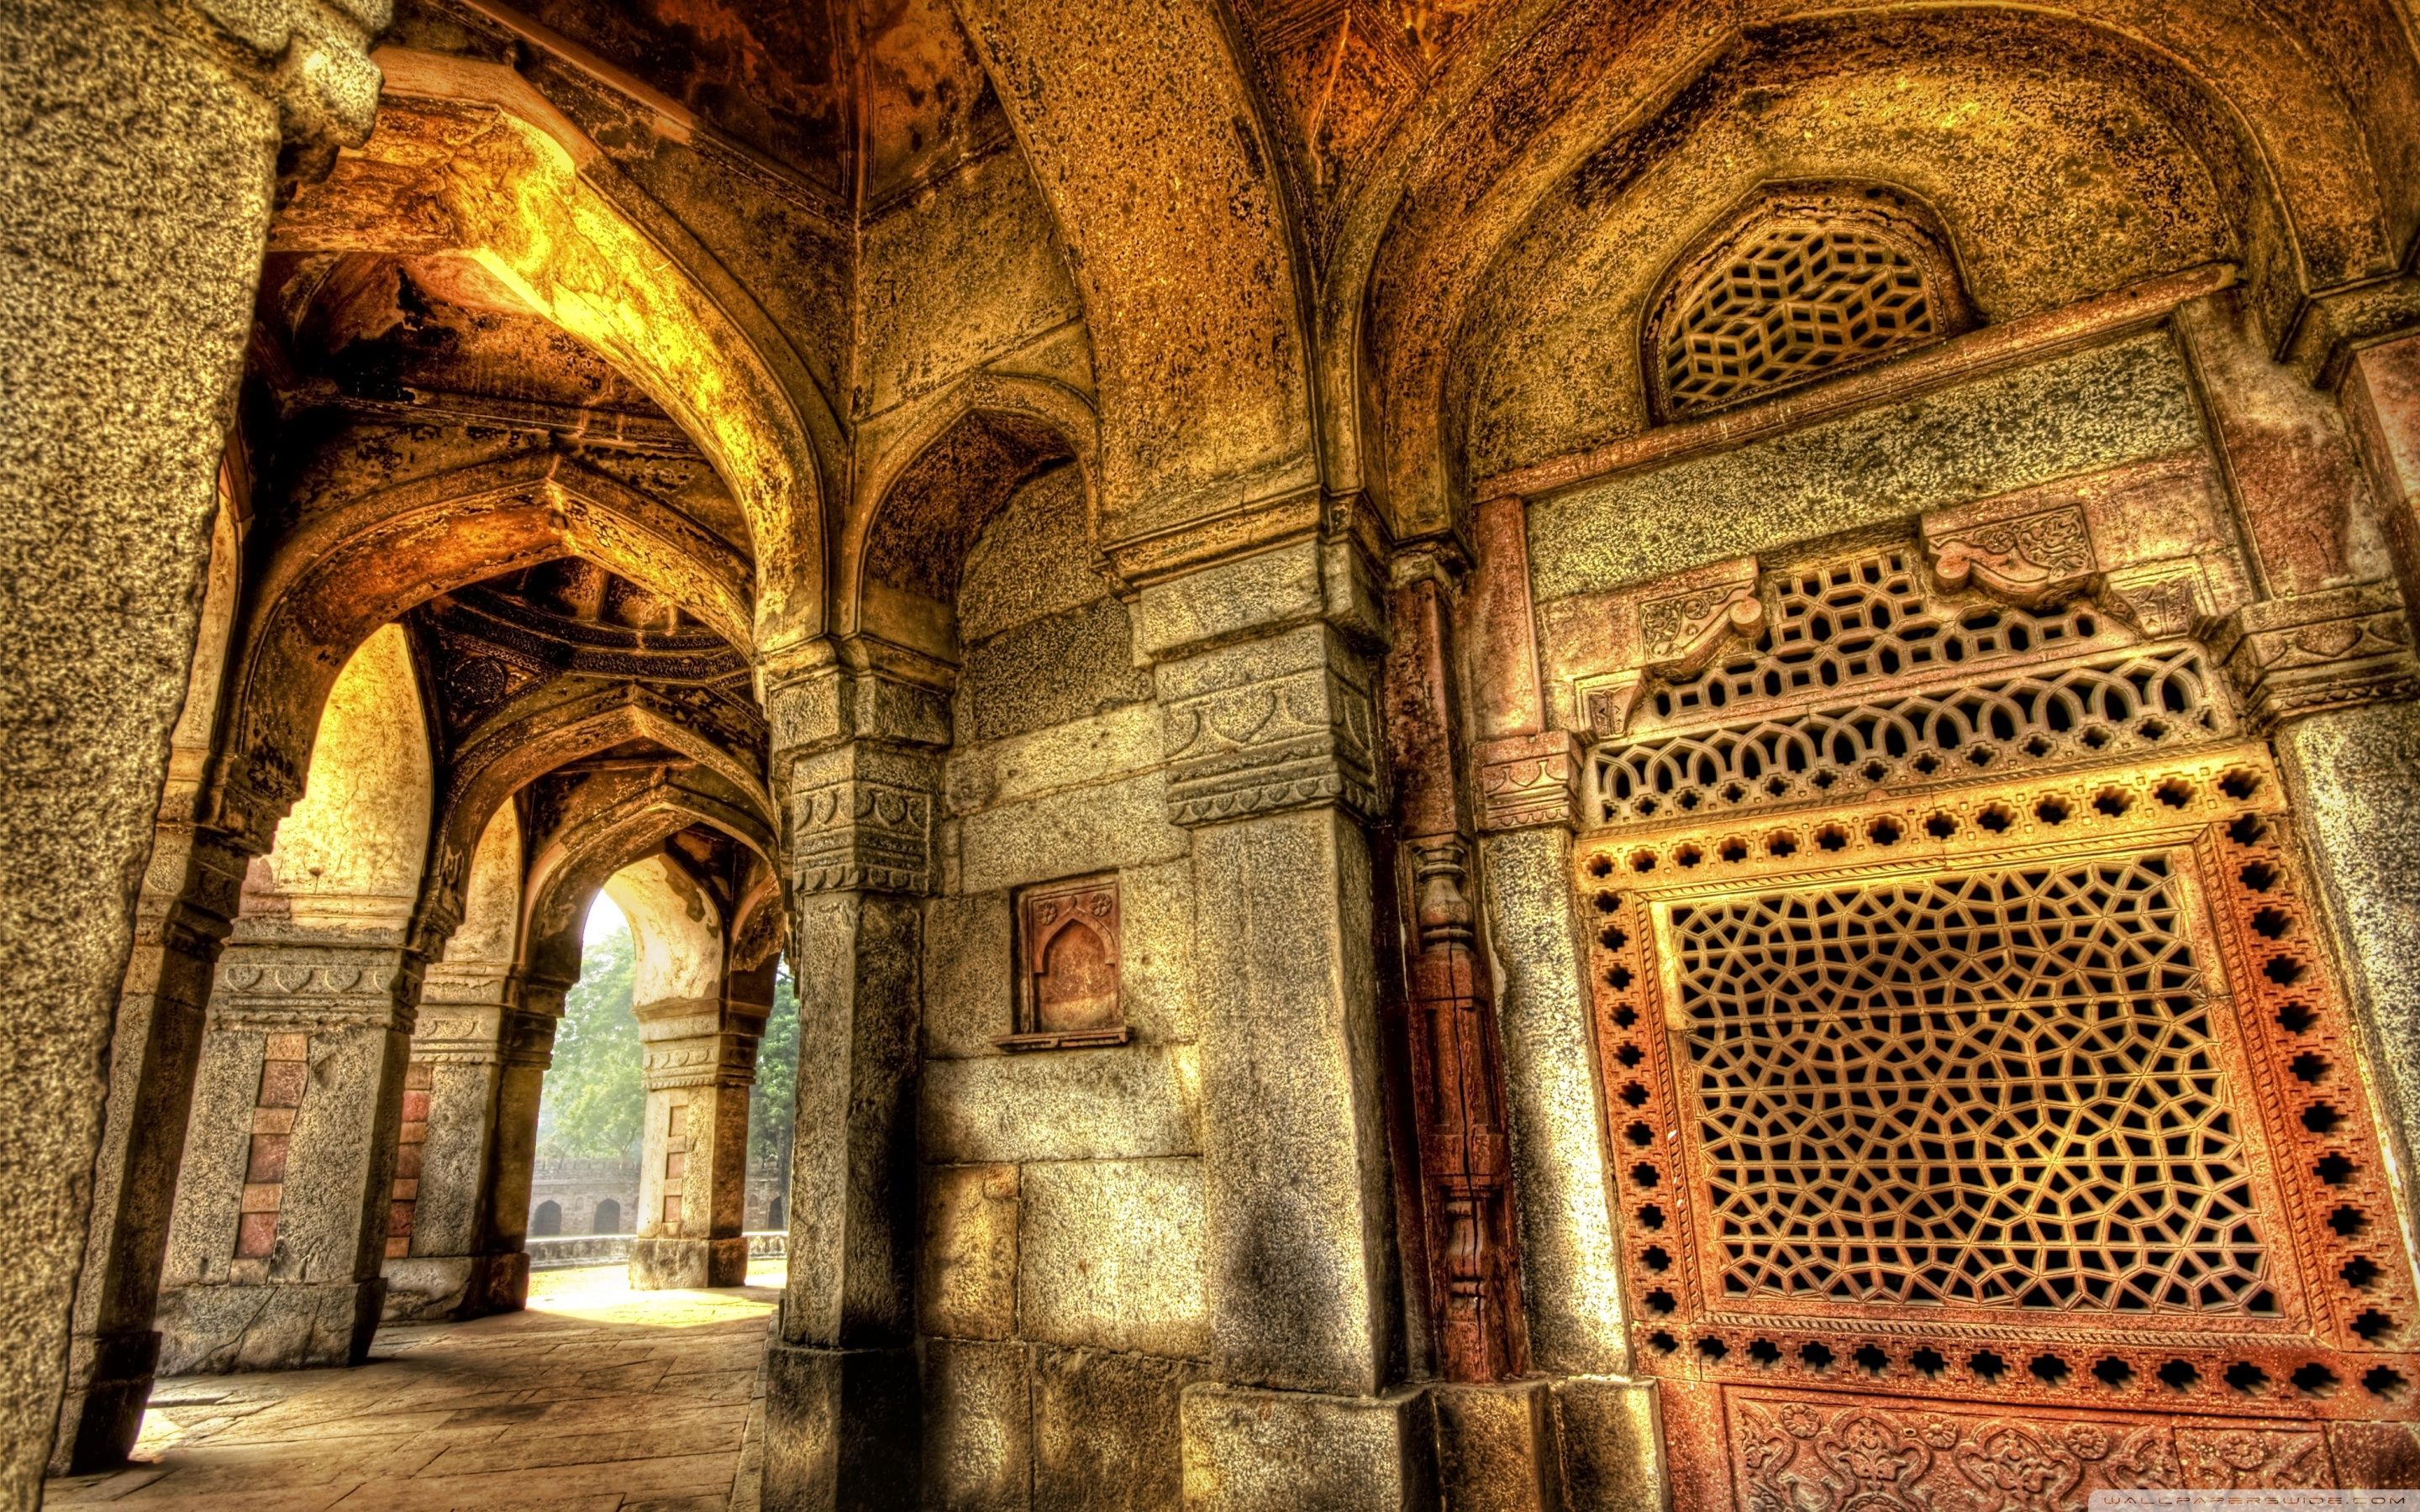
[45,1263,782,1510]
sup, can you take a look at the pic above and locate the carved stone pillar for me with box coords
[154,936,424,1373]
[1465,494,1664,1509]
[381,974,556,1321]
[52,827,251,1473]
[1119,533,1434,1505]
[3,0,384,1490]
[629,979,762,1291]
[759,657,945,1511]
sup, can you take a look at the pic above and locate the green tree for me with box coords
[748,960,798,1190]
[536,922,645,1160]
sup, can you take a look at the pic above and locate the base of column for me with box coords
[381,1251,530,1321]
[629,1235,749,1290]
[155,1276,385,1375]
[1180,1383,1439,1510]
[760,1341,920,1510]
[1544,1376,1663,1512]
[49,1327,161,1474]
[1431,1379,1560,1510]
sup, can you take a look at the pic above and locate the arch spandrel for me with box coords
[421,681,771,940]
[273,50,838,654]
[216,449,755,853]
[950,0,1318,549]
[603,853,726,1008]
[1339,0,2411,540]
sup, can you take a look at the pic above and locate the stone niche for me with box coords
[1002,873,1127,1052]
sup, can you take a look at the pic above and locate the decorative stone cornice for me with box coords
[1158,624,1382,827]
[1473,731,1584,834]
[208,942,419,1035]
[2210,581,2420,728]
[641,1032,760,1091]
[785,746,940,895]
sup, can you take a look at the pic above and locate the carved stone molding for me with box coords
[2210,580,2420,727]
[1159,627,1382,827]
[784,738,942,896]
[1924,500,2098,607]
[640,1032,759,1091]
[2101,560,2210,639]
[1474,731,1583,833]
[1639,562,1765,680]
[209,942,418,1034]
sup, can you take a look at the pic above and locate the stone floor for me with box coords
[45,1263,784,1510]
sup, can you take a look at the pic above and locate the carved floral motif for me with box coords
[1926,504,2097,608]
[1729,1394,2330,1512]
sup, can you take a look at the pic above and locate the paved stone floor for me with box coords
[46,1263,783,1511]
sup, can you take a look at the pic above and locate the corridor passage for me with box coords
[45,1265,781,1511]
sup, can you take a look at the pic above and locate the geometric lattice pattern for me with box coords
[1596,647,2225,824]
[1648,552,2112,727]
[1671,858,2273,1314]
[1661,223,1938,417]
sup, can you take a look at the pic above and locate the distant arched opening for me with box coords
[532,1200,562,1237]
[594,1198,622,1234]
[766,1196,785,1231]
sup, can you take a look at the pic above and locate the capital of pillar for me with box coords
[1131,524,1391,831]
[166,0,391,188]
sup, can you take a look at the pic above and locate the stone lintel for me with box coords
[2210,580,2420,728]
[208,942,422,1035]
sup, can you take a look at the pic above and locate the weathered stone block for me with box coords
[760,1340,921,1511]
[924,890,1015,1059]
[961,597,1153,743]
[629,1236,748,1290]
[947,702,1165,817]
[921,1163,1019,1341]
[1549,1376,1663,1512]
[1018,1158,1207,1358]
[154,1275,381,1375]
[926,1338,1034,1511]
[1131,540,1327,662]
[1118,858,1201,1044]
[958,771,1191,895]
[923,1045,1202,1164]
[1179,1383,1438,1512]
[1034,1346,1203,1511]
[1430,1381,1561,1512]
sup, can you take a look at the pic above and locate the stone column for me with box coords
[153,935,424,1373]
[629,979,761,1290]
[381,972,556,1320]
[760,659,948,1510]
[1464,494,1663,1510]
[1128,538,1434,1507]
[0,0,382,1491]
[52,828,253,1473]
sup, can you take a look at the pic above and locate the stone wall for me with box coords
[916,462,1211,1503]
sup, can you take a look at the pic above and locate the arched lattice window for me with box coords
[1647,185,1972,421]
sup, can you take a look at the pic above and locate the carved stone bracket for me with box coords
[182,0,390,188]
[2209,580,2420,728]
[1638,560,1765,680]
[2100,559,2211,640]
[1923,499,2098,607]
[1159,626,1382,827]
[1474,731,1584,833]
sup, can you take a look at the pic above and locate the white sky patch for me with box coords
[584,890,629,945]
